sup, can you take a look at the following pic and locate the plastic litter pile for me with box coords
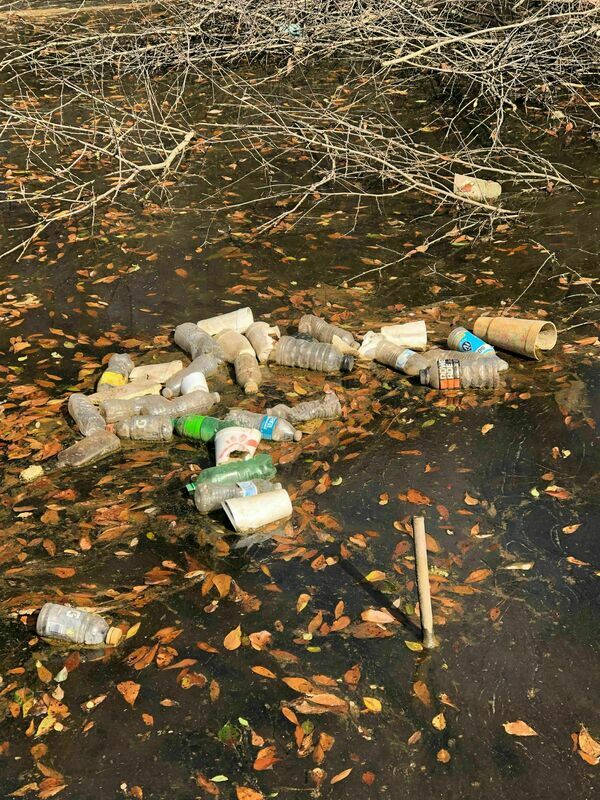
[47,307,557,536]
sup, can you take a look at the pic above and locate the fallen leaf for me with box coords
[251,666,276,679]
[578,726,600,759]
[283,676,315,694]
[437,749,451,763]
[406,488,432,505]
[223,626,242,651]
[361,608,396,625]
[464,492,479,506]
[50,567,75,579]
[465,568,492,584]
[562,524,581,535]
[432,712,446,730]
[296,593,310,613]
[412,681,431,707]
[404,640,424,652]
[363,697,382,713]
[116,681,140,706]
[481,424,494,435]
[330,768,352,784]
[236,789,263,800]
[365,570,386,582]
[253,745,279,771]
[503,720,538,736]
[36,663,52,684]
[361,771,375,785]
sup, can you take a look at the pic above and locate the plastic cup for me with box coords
[222,489,293,533]
[214,426,261,465]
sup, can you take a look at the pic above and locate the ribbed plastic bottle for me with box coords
[115,415,174,441]
[57,429,122,468]
[37,603,122,647]
[67,394,106,436]
[214,330,254,363]
[272,337,354,373]
[267,391,342,423]
[162,354,222,399]
[420,357,502,390]
[225,409,301,441]
[169,390,220,417]
[245,322,280,363]
[97,353,134,389]
[424,349,509,371]
[174,323,223,360]
[100,396,171,424]
[235,353,262,394]
[187,453,276,492]
[194,479,282,514]
[374,343,429,376]
[175,415,238,442]
[298,314,357,349]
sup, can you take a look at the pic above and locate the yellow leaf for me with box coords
[365,570,386,582]
[432,712,446,730]
[35,715,56,738]
[223,625,242,651]
[405,641,424,652]
[126,622,141,639]
[296,593,311,613]
[481,424,494,435]
[363,697,382,713]
[503,720,538,736]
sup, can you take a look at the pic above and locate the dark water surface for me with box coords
[0,67,599,800]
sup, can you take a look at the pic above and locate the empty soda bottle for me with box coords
[225,409,301,441]
[175,415,237,442]
[235,353,262,394]
[194,479,282,514]
[245,321,280,363]
[162,354,222,399]
[174,323,223,359]
[67,393,106,436]
[374,343,429,376]
[115,415,174,441]
[169,390,220,417]
[272,337,354,373]
[420,357,502,390]
[57,429,121,468]
[97,353,134,389]
[187,453,276,492]
[298,314,357,349]
[447,327,495,355]
[37,603,122,647]
[267,391,342,424]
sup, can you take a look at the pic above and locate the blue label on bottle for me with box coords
[238,481,258,497]
[259,415,278,439]
[457,330,494,355]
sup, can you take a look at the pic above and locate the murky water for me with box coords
[0,56,599,800]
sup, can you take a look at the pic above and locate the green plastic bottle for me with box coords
[175,415,237,442]
[186,453,276,493]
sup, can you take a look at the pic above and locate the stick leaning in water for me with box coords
[412,515,438,649]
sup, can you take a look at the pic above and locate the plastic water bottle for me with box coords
[267,391,342,424]
[37,603,122,647]
[57,429,121,468]
[169,390,220,417]
[374,343,429,376]
[67,394,106,436]
[100,396,170,423]
[245,322,280,363]
[180,371,209,394]
[174,323,223,359]
[424,348,508,371]
[186,453,276,492]
[225,409,301,441]
[298,314,357,349]
[115,415,174,441]
[420,357,502,390]
[97,353,134,389]
[162,354,222,399]
[447,327,495,355]
[214,330,255,363]
[198,307,253,336]
[194,479,282,514]
[235,353,262,394]
[175,415,237,442]
[272,337,354,373]
[129,360,183,383]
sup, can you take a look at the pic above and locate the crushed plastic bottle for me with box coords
[194,479,282,514]
[420,357,502,390]
[187,453,276,492]
[245,321,280,363]
[129,360,183,383]
[214,330,255,363]
[57,429,121,468]
[272,336,354,373]
[169,390,220,417]
[298,314,357,350]
[67,393,106,436]
[88,381,162,404]
[225,409,301,441]
[267,391,342,424]
[235,353,262,394]
[174,323,223,359]
[175,415,238,442]
[162,354,222,399]
[37,603,122,647]
[97,353,134,389]
[115,415,174,441]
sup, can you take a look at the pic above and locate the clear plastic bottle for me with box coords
[194,479,282,514]
[225,409,301,441]
[37,603,122,647]
[57,429,121,468]
[187,453,276,492]
[174,323,223,360]
[162,354,222,399]
[175,415,238,442]
[298,314,357,349]
[169,390,220,417]
[180,371,209,394]
[97,353,135,389]
[374,343,429,376]
[198,307,253,336]
[272,336,354,373]
[100,395,170,423]
[447,327,495,355]
[245,322,280,363]
[267,391,342,423]
[67,393,106,436]
[420,357,502,390]
[115,415,174,441]
[214,330,254,363]
[424,348,508,372]
[89,381,162,404]
[235,353,262,394]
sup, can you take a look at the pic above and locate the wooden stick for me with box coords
[412,515,437,649]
